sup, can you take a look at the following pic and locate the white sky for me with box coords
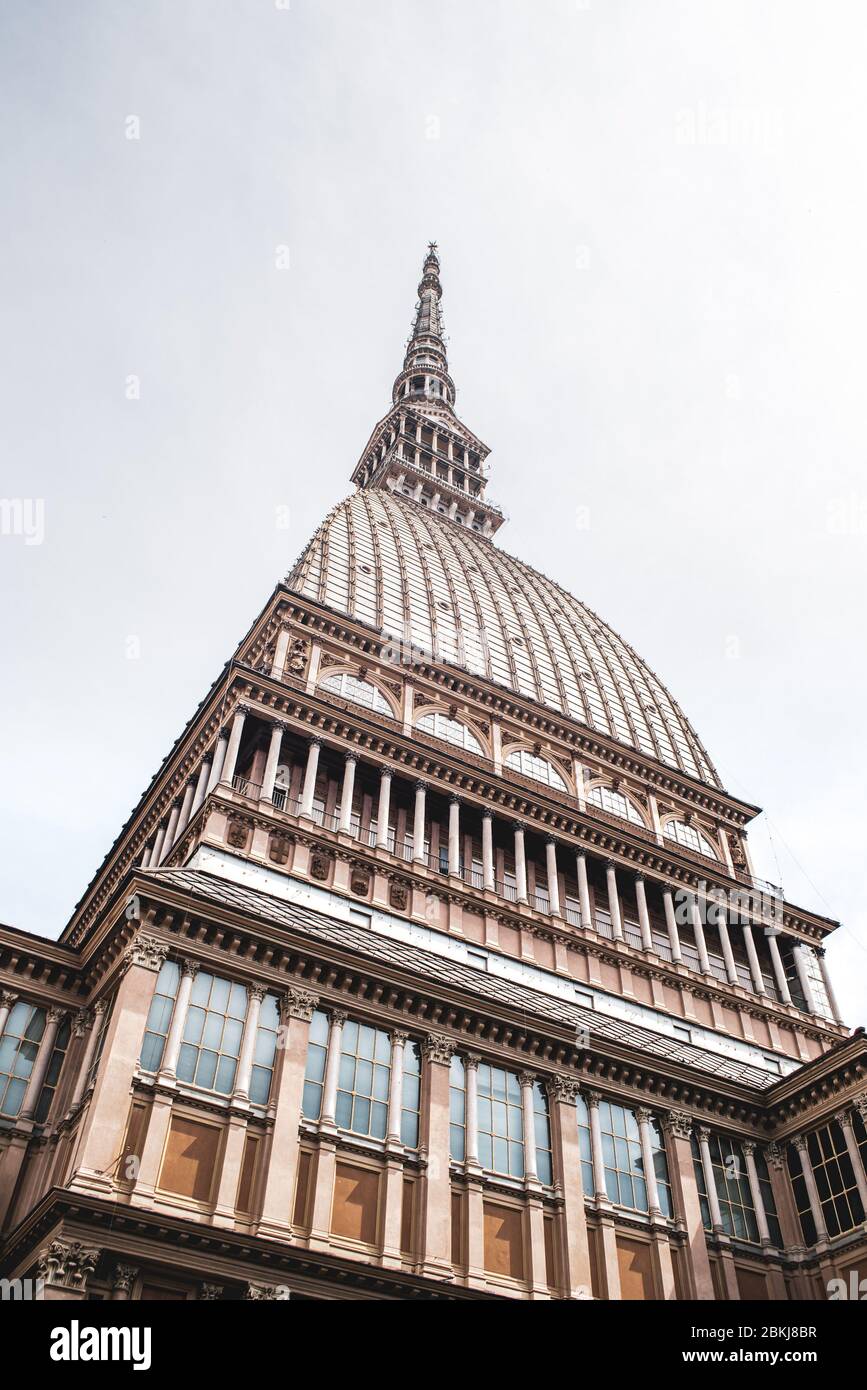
[1,0,865,1023]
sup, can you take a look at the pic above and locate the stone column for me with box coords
[766,931,792,1005]
[791,1135,827,1240]
[635,1107,662,1215]
[338,752,358,833]
[206,728,229,794]
[549,1076,592,1299]
[663,889,683,963]
[514,823,528,905]
[634,875,654,952]
[834,1109,867,1213]
[465,1053,481,1167]
[586,1091,608,1201]
[690,897,712,975]
[260,721,286,805]
[69,933,169,1196]
[19,1007,65,1121]
[576,852,592,929]
[386,1030,408,1145]
[818,948,844,1024]
[742,924,767,995]
[258,988,319,1241]
[448,796,461,877]
[0,989,17,1039]
[420,1032,457,1279]
[67,1000,108,1114]
[716,916,739,986]
[741,1141,772,1245]
[661,1110,714,1300]
[481,809,495,891]
[233,984,267,1101]
[520,1072,539,1182]
[172,779,197,847]
[377,769,393,850]
[190,757,211,818]
[156,801,181,865]
[319,1009,347,1130]
[696,1126,724,1231]
[605,861,623,941]
[299,737,322,819]
[158,959,199,1080]
[412,781,427,863]
[222,706,248,787]
[270,624,292,679]
[149,821,166,869]
[792,943,819,1014]
[545,839,561,918]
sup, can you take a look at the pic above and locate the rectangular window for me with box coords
[806,1120,865,1237]
[449,1055,466,1162]
[139,961,180,1073]
[177,972,247,1096]
[302,1009,330,1120]
[34,1015,72,1124]
[0,1002,46,1118]
[692,1133,781,1244]
[335,1019,391,1141]
[249,993,281,1106]
[533,1082,553,1185]
[577,1094,672,1217]
[85,996,115,1095]
[477,1064,524,1179]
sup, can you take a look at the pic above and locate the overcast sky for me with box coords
[1,1,865,1023]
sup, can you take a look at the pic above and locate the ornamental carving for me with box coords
[661,1109,693,1140]
[112,1264,139,1294]
[765,1141,785,1171]
[350,864,372,896]
[246,1283,289,1301]
[549,1075,580,1106]
[269,833,294,866]
[37,1240,100,1290]
[422,1032,457,1065]
[227,816,251,851]
[282,988,319,1023]
[124,933,169,974]
[389,878,410,911]
[310,849,333,882]
[200,1283,224,1301]
[287,637,310,676]
[728,831,748,870]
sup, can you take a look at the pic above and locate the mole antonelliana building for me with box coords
[1,248,866,1302]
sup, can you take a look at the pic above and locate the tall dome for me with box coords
[288,243,720,790]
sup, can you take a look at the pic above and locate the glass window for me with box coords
[319,672,392,715]
[505,749,567,791]
[34,1015,72,1124]
[139,960,180,1074]
[692,1133,781,1244]
[335,1019,392,1141]
[805,1120,864,1237]
[177,972,247,1096]
[477,1064,524,1179]
[577,1095,672,1217]
[449,1054,466,1162]
[302,1009,330,1120]
[0,1002,46,1118]
[250,993,282,1106]
[85,996,115,1095]
[664,819,719,859]
[534,1081,553,1185]
[400,1041,422,1149]
[416,711,484,755]
[588,784,645,827]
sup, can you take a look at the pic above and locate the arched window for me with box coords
[505,748,567,791]
[664,819,719,859]
[416,711,484,755]
[319,671,393,716]
[588,784,646,827]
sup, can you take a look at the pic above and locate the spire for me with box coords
[392,243,455,409]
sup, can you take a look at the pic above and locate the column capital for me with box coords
[741,1140,757,1156]
[281,987,319,1022]
[482,806,494,820]
[46,1006,66,1026]
[200,1283,224,1301]
[247,982,268,1004]
[765,1141,785,1171]
[513,820,526,834]
[344,750,359,764]
[123,933,169,974]
[548,1074,580,1106]
[449,792,461,806]
[518,1070,536,1089]
[634,871,645,884]
[465,1051,481,1071]
[308,735,322,749]
[833,1108,855,1132]
[791,1134,808,1153]
[37,1239,101,1293]
[390,1029,410,1046]
[414,778,428,793]
[112,1264,139,1295]
[695,1124,712,1144]
[422,1032,457,1065]
[328,1007,349,1027]
[269,717,289,732]
[545,834,556,847]
[587,1089,603,1110]
[661,1108,693,1140]
[180,959,201,980]
[852,1096,867,1125]
[380,766,393,781]
[634,1106,654,1125]
[1,989,18,1009]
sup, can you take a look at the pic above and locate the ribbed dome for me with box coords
[288,489,720,788]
